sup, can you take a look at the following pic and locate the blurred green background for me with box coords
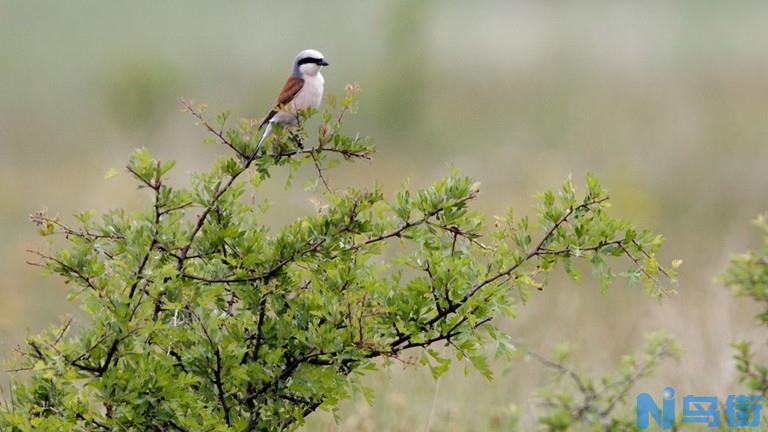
[2,1,768,430]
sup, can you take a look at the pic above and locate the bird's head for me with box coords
[293,49,328,77]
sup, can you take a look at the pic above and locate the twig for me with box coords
[309,150,332,192]
[181,99,245,159]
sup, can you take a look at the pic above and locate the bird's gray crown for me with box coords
[295,49,324,63]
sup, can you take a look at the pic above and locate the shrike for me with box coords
[257,49,329,149]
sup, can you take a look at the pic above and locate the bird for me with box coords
[256,49,329,150]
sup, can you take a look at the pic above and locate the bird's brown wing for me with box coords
[259,77,304,129]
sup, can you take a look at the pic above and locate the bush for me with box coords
[0,88,675,431]
[720,214,768,398]
[530,332,681,431]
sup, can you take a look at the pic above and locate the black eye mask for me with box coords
[297,57,329,66]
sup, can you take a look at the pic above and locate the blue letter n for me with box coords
[637,387,675,430]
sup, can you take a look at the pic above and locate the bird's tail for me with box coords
[255,122,272,153]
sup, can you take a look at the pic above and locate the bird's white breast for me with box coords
[292,73,324,111]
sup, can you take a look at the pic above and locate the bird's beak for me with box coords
[318,60,329,66]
